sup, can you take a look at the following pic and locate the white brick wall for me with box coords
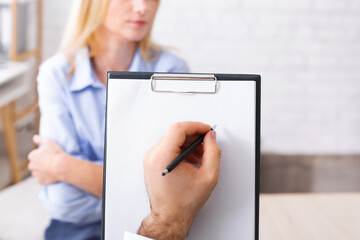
[42,0,71,60]
[43,0,360,154]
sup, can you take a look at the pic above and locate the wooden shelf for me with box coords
[0,0,42,185]
[0,0,37,5]
[0,61,31,85]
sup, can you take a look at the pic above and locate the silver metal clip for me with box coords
[150,74,217,94]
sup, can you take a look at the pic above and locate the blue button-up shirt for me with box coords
[37,47,189,223]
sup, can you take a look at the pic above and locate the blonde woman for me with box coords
[27,0,188,239]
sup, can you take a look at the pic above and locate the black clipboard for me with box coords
[102,72,261,240]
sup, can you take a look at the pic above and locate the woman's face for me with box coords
[102,0,159,42]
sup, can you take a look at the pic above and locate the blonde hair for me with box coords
[60,0,160,74]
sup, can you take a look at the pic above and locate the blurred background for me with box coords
[2,0,358,191]
[0,0,359,238]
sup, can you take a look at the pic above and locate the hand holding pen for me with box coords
[162,124,217,176]
[140,122,221,239]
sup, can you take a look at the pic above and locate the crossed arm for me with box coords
[28,135,103,197]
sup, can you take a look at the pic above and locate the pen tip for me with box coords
[161,169,169,176]
[211,124,217,130]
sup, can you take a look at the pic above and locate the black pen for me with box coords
[161,125,217,176]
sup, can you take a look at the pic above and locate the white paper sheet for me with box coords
[104,78,256,240]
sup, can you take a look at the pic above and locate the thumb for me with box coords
[33,135,51,146]
[200,131,221,178]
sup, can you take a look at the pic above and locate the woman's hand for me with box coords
[27,135,66,185]
[28,135,103,197]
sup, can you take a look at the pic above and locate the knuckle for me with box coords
[216,147,222,159]
[208,148,221,161]
[143,147,158,168]
[28,151,34,160]
[170,122,182,132]
[205,171,218,186]
[212,146,221,159]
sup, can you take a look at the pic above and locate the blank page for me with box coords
[104,79,256,240]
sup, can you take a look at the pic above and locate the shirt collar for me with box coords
[68,48,105,92]
[68,46,150,92]
[128,46,153,72]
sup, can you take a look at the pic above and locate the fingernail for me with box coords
[211,131,216,140]
[33,135,39,141]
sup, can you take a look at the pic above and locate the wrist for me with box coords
[55,151,69,182]
[138,210,193,240]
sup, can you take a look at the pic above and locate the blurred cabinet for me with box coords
[0,0,42,184]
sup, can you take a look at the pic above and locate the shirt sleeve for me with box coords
[123,231,153,240]
[36,59,102,224]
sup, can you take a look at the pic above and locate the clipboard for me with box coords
[102,72,261,240]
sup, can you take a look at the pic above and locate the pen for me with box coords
[161,124,217,176]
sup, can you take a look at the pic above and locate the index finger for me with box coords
[162,121,211,150]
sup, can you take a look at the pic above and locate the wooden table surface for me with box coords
[260,193,360,240]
